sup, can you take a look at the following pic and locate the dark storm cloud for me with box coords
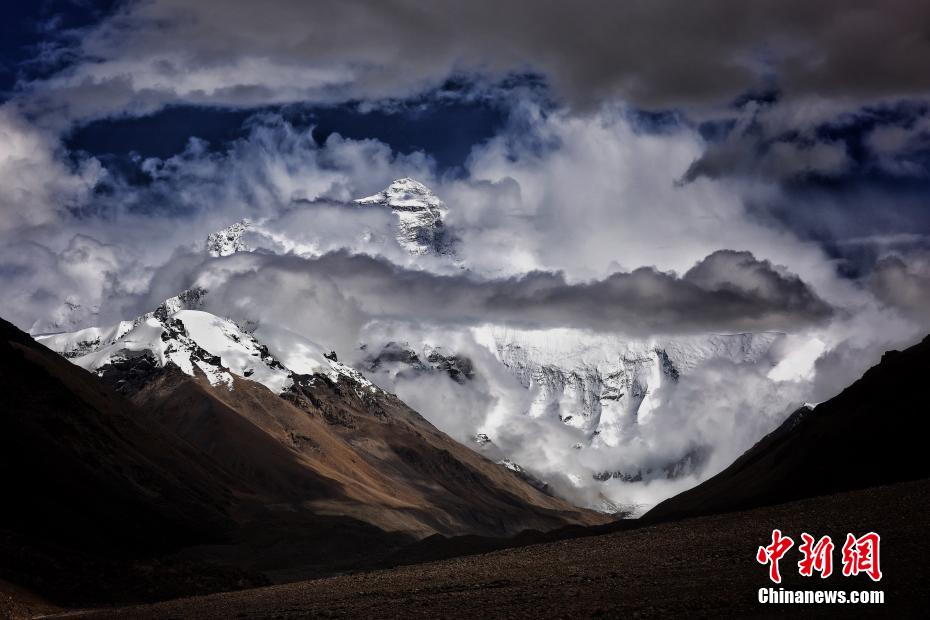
[18,0,930,124]
[867,253,930,323]
[186,249,833,337]
[674,100,930,276]
[681,129,851,183]
[682,100,930,185]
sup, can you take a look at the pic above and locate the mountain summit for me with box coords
[206,219,251,257]
[355,178,455,256]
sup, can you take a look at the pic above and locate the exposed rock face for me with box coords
[498,459,552,495]
[154,286,208,318]
[355,178,456,257]
[206,219,251,257]
[424,346,475,383]
[363,341,425,371]
[95,351,165,395]
[362,341,476,385]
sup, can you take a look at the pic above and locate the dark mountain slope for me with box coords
[134,367,597,535]
[645,334,930,522]
[0,316,607,603]
[0,318,262,605]
[115,358,609,580]
[0,318,241,551]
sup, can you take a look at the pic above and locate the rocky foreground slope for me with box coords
[44,478,930,619]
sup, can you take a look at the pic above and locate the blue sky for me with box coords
[66,93,509,174]
[0,0,119,97]
[3,2,508,177]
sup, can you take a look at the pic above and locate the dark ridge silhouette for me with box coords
[644,334,930,522]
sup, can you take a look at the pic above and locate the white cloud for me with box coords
[0,105,102,232]
[0,113,435,334]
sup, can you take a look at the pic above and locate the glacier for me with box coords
[474,326,783,448]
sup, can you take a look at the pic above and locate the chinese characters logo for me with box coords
[757,530,882,583]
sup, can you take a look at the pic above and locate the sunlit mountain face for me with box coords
[3,0,930,519]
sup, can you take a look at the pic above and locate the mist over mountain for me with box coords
[2,2,930,616]
[16,173,924,515]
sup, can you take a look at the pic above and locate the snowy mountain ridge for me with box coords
[36,289,376,396]
[364,327,783,459]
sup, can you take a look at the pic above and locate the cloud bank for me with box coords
[18,0,930,126]
[153,248,833,344]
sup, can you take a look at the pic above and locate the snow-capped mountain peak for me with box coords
[206,219,252,257]
[37,289,376,396]
[355,178,444,212]
[202,179,457,260]
[355,178,454,256]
